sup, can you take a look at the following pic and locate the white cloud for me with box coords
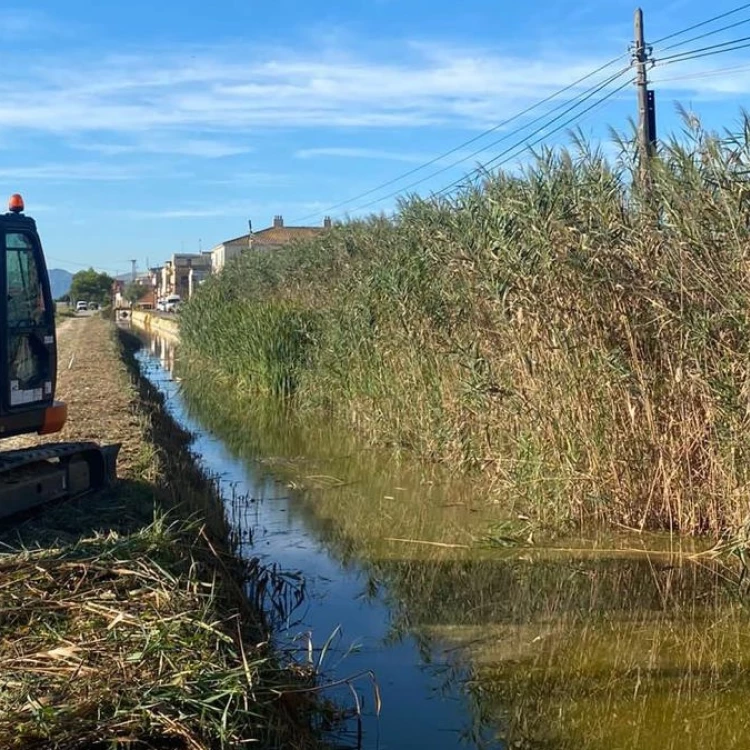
[295,147,429,163]
[0,34,739,172]
[125,199,329,225]
[71,136,253,159]
[0,163,147,182]
[0,43,635,140]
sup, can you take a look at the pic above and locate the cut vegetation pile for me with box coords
[0,522,317,749]
[181,116,750,536]
[0,317,332,749]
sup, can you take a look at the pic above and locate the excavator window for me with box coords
[5,231,51,406]
[6,233,45,327]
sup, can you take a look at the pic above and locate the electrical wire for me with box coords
[339,67,629,215]
[656,34,750,63]
[657,15,750,52]
[347,71,633,213]
[651,2,750,45]
[658,39,750,66]
[651,61,750,83]
[290,53,629,223]
[44,255,127,274]
[431,77,634,201]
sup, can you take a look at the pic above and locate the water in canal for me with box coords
[134,328,750,750]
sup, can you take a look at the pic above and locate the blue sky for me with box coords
[2,0,749,274]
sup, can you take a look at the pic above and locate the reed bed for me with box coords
[181,115,750,536]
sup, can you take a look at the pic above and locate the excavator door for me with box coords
[0,195,58,438]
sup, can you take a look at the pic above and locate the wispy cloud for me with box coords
[71,136,254,159]
[295,147,429,163]
[0,9,84,40]
[0,42,635,140]
[0,163,148,182]
[124,199,330,223]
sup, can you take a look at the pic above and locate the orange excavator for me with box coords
[0,194,119,519]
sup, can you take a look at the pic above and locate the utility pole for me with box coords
[633,8,655,188]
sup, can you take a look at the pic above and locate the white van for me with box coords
[76,300,88,312]
[164,295,181,313]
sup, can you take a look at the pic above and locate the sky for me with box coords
[2,0,750,274]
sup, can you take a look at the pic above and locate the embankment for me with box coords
[0,316,332,749]
[180,123,750,537]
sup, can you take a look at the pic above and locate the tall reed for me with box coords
[181,114,750,535]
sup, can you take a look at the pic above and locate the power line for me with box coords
[651,2,750,45]
[348,70,633,214]
[351,67,631,213]
[658,39,750,66]
[432,77,635,200]
[291,53,630,223]
[651,60,750,83]
[296,6,750,223]
[656,33,750,63]
[657,15,750,52]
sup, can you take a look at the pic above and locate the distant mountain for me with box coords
[48,269,73,300]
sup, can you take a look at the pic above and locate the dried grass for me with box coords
[179,113,750,538]
[0,317,334,749]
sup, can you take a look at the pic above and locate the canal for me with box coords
[133,327,750,750]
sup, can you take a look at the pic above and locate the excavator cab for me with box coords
[0,194,119,520]
[0,194,66,438]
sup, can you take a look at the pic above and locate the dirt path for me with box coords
[2,315,141,476]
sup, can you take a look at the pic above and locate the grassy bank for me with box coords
[0,319,334,749]
[181,117,750,536]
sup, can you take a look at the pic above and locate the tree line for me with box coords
[57,268,149,307]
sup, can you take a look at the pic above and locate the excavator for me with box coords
[0,194,119,520]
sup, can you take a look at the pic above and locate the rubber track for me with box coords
[0,441,120,523]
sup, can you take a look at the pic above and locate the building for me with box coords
[162,253,212,299]
[209,215,332,274]
[111,279,125,309]
[112,272,158,309]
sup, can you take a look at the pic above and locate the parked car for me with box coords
[76,300,88,312]
[164,295,181,313]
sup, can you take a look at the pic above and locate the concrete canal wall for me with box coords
[129,310,180,340]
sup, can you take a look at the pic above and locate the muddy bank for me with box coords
[0,317,334,749]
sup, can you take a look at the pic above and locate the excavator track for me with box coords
[0,441,120,521]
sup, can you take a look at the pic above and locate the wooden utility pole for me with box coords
[633,7,655,187]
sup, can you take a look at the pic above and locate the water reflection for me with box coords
[147,331,176,373]
[131,328,501,749]
[133,329,750,750]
